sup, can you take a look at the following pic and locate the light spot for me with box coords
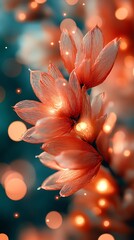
[103,220,110,227]
[74,215,85,226]
[98,199,106,207]
[65,0,79,6]
[115,7,128,20]
[16,12,26,22]
[96,179,108,193]
[45,211,62,229]
[8,121,27,142]
[98,233,115,240]
[123,150,130,157]
[5,178,27,201]
[120,38,128,51]
[0,233,9,240]
[30,1,38,9]
[35,0,47,4]
[75,122,88,131]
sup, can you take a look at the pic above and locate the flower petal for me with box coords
[43,135,93,155]
[60,163,101,197]
[48,62,63,79]
[91,92,105,119]
[14,100,47,125]
[34,117,73,142]
[60,30,77,73]
[55,78,78,118]
[90,26,103,65]
[75,59,91,87]
[30,70,45,103]
[57,169,87,183]
[96,131,110,162]
[89,38,119,88]
[22,127,42,143]
[55,149,102,170]
[41,172,64,190]
[39,152,63,170]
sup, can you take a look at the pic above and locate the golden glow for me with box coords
[123,149,130,157]
[0,233,9,240]
[115,7,128,20]
[30,1,38,9]
[63,12,67,17]
[98,199,106,207]
[103,220,110,227]
[65,51,69,55]
[17,12,26,22]
[8,121,27,142]
[35,0,47,4]
[14,212,20,218]
[124,55,134,68]
[103,112,117,134]
[98,233,115,240]
[5,178,27,201]
[74,215,85,226]
[120,38,128,51]
[50,42,54,46]
[96,179,109,193]
[65,0,79,5]
[76,122,87,132]
[108,147,113,154]
[16,88,22,94]
[45,211,62,229]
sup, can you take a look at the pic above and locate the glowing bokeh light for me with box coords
[103,220,110,227]
[16,88,22,94]
[30,1,38,9]
[98,233,115,240]
[65,0,79,5]
[35,0,47,4]
[45,211,62,229]
[8,121,27,142]
[124,55,134,68]
[0,233,9,240]
[86,15,102,28]
[76,122,88,131]
[60,18,77,33]
[98,199,106,207]
[74,215,85,226]
[120,38,128,51]
[123,149,130,157]
[16,12,26,22]
[13,212,20,218]
[96,178,109,193]
[5,178,27,201]
[103,112,117,134]
[115,7,128,20]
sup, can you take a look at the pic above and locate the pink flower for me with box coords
[60,26,119,88]
[14,64,82,143]
[38,135,102,197]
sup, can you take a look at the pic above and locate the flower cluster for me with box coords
[14,25,119,197]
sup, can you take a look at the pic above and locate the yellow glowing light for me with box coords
[103,112,117,134]
[65,0,79,5]
[74,215,85,226]
[16,88,22,94]
[123,150,130,157]
[98,233,115,240]
[5,178,27,201]
[13,212,20,218]
[82,3,85,6]
[0,233,9,240]
[108,147,113,154]
[30,1,38,9]
[96,179,109,193]
[8,121,27,142]
[120,39,128,51]
[115,7,128,20]
[63,12,67,17]
[65,51,69,55]
[50,42,54,46]
[35,0,47,4]
[124,55,134,68]
[45,211,62,229]
[76,122,87,132]
[98,199,106,207]
[17,12,26,22]
[103,220,110,227]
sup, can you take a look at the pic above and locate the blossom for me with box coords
[60,26,119,88]
[14,65,82,143]
[38,135,102,197]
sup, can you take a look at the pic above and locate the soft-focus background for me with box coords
[0,0,134,240]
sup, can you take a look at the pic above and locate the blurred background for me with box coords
[0,0,134,240]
